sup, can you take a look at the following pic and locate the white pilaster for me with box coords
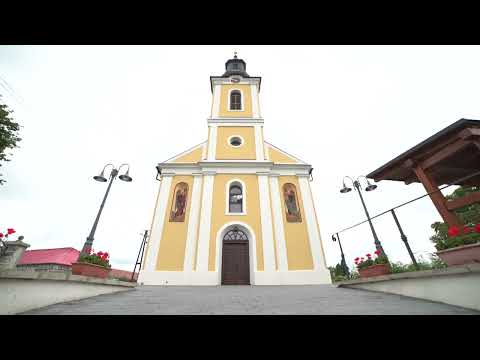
[201,142,207,160]
[183,173,203,272]
[257,173,276,272]
[141,174,173,272]
[251,84,259,118]
[254,125,264,161]
[195,172,215,272]
[211,84,221,118]
[264,141,270,161]
[298,175,326,271]
[269,175,288,271]
[207,126,217,161]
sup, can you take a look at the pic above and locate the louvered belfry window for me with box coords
[230,90,242,110]
[229,184,243,213]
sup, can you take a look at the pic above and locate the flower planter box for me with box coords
[358,263,391,278]
[71,262,111,279]
[436,242,480,266]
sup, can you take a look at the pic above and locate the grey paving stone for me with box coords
[20,285,479,315]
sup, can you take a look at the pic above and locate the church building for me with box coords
[138,54,331,285]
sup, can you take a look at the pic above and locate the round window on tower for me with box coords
[229,136,243,147]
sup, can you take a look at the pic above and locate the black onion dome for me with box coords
[222,53,249,77]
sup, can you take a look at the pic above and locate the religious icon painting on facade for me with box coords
[170,182,188,222]
[283,183,302,222]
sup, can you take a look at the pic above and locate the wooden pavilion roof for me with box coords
[367,119,480,187]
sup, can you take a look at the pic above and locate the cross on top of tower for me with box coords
[234,51,238,59]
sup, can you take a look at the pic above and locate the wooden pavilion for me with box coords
[367,119,480,227]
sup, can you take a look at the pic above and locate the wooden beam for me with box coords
[402,159,415,169]
[447,191,480,211]
[459,128,480,140]
[420,139,469,170]
[405,165,477,185]
[404,175,419,185]
[413,165,461,227]
[402,159,417,184]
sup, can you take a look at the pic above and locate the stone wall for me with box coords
[336,264,480,311]
[0,239,30,271]
[0,269,136,315]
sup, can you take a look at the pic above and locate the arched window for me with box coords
[283,183,302,222]
[230,90,242,110]
[170,182,188,222]
[229,183,243,213]
[223,227,248,241]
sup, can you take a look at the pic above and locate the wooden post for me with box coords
[413,165,461,227]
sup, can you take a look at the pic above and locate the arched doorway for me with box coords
[221,226,250,285]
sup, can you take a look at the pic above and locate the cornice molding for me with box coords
[273,163,312,170]
[210,77,261,85]
[207,118,264,124]
[200,161,274,168]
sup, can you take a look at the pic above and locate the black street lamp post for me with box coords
[340,176,387,258]
[332,233,349,277]
[79,163,132,257]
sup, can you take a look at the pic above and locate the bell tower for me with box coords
[206,53,265,161]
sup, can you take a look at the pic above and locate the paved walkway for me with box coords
[22,285,478,315]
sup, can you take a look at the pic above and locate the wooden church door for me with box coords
[221,227,250,285]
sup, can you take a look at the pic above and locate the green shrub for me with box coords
[329,262,350,282]
[390,255,447,274]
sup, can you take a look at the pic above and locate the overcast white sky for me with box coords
[1,45,480,271]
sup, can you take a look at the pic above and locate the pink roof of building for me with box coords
[18,247,80,266]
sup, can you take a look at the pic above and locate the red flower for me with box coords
[366,253,372,258]
[7,228,15,235]
[463,225,473,234]
[448,226,460,237]
[374,249,380,255]
[0,233,3,238]
[474,224,480,233]
[103,252,109,258]
[354,257,360,261]
[97,251,104,257]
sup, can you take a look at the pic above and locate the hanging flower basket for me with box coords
[71,249,111,279]
[355,250,391,278]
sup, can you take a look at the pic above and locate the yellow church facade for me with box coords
[138,55,331,285]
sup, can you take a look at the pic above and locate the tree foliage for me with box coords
[0,97,21,185]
